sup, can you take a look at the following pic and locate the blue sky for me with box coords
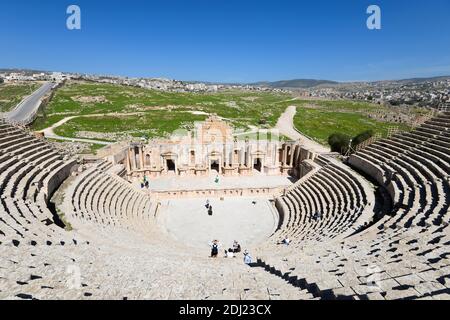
[1,0,450,83]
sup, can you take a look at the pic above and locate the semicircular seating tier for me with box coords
[272,154,376,245]
[0,119,315,300]
[258,111,449,300]
[0,111,449,300]
[0,121,78,246]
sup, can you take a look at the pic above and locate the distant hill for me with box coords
[250,79,340,89]
[1,67,448,88]
[249,76,450,89]
[0,68,48,75]
[389,75,450,84]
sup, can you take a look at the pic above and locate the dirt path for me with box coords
[36,110,216,145]
[37,106,330,152]
[276,105,329,153]
[36,113,148,145]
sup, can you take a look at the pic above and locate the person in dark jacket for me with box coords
[209,240,220,258]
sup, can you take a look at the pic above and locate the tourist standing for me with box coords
[233,240,241,253]
[243,250,252,265]
[209,240,220,258]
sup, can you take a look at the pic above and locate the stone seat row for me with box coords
[258,112,450,299]
[349,117,450,229]
[0,121,81,247]
[63,162,154,236]
[274,155,375,245]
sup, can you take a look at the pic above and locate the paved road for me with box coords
[276,105,329,153]
[7,82,54,124]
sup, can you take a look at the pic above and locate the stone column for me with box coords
[290,145,295,166]
[291,145,296,168]
[196,143,201,166]
[157,146,162,170]
[180,146,184,167]
[294,145,300,167]
[131,147,137,170]
[246,144,252,168]
[233,139,237,166]
[126,148,131,172]
[174,156,178,174]
[184,145,189,167]
[292,145,298,166]
[224,143,228,167]
[139,146,144,170]
[282,145,287,166]
[274,143,278,166]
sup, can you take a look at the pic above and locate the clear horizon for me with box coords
[2,66,449,84]
[1,0,450,83]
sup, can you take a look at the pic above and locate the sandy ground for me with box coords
[134,172,295,192]
[158,197,277,250]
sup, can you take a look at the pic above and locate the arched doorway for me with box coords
[166,159,176,172]
[254,158,262,172]
[210,160,220,173]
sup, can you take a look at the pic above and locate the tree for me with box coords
[352,130,374,148]
[0,77,3,84]
[328,133,351,155]
[328,130,376,155]
[258,117,267,125]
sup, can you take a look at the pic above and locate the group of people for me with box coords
[205,199,213,215]
[140,175,150,189]
[312,212,322,221]
[278,235,290,246]
[209,240,252,264]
